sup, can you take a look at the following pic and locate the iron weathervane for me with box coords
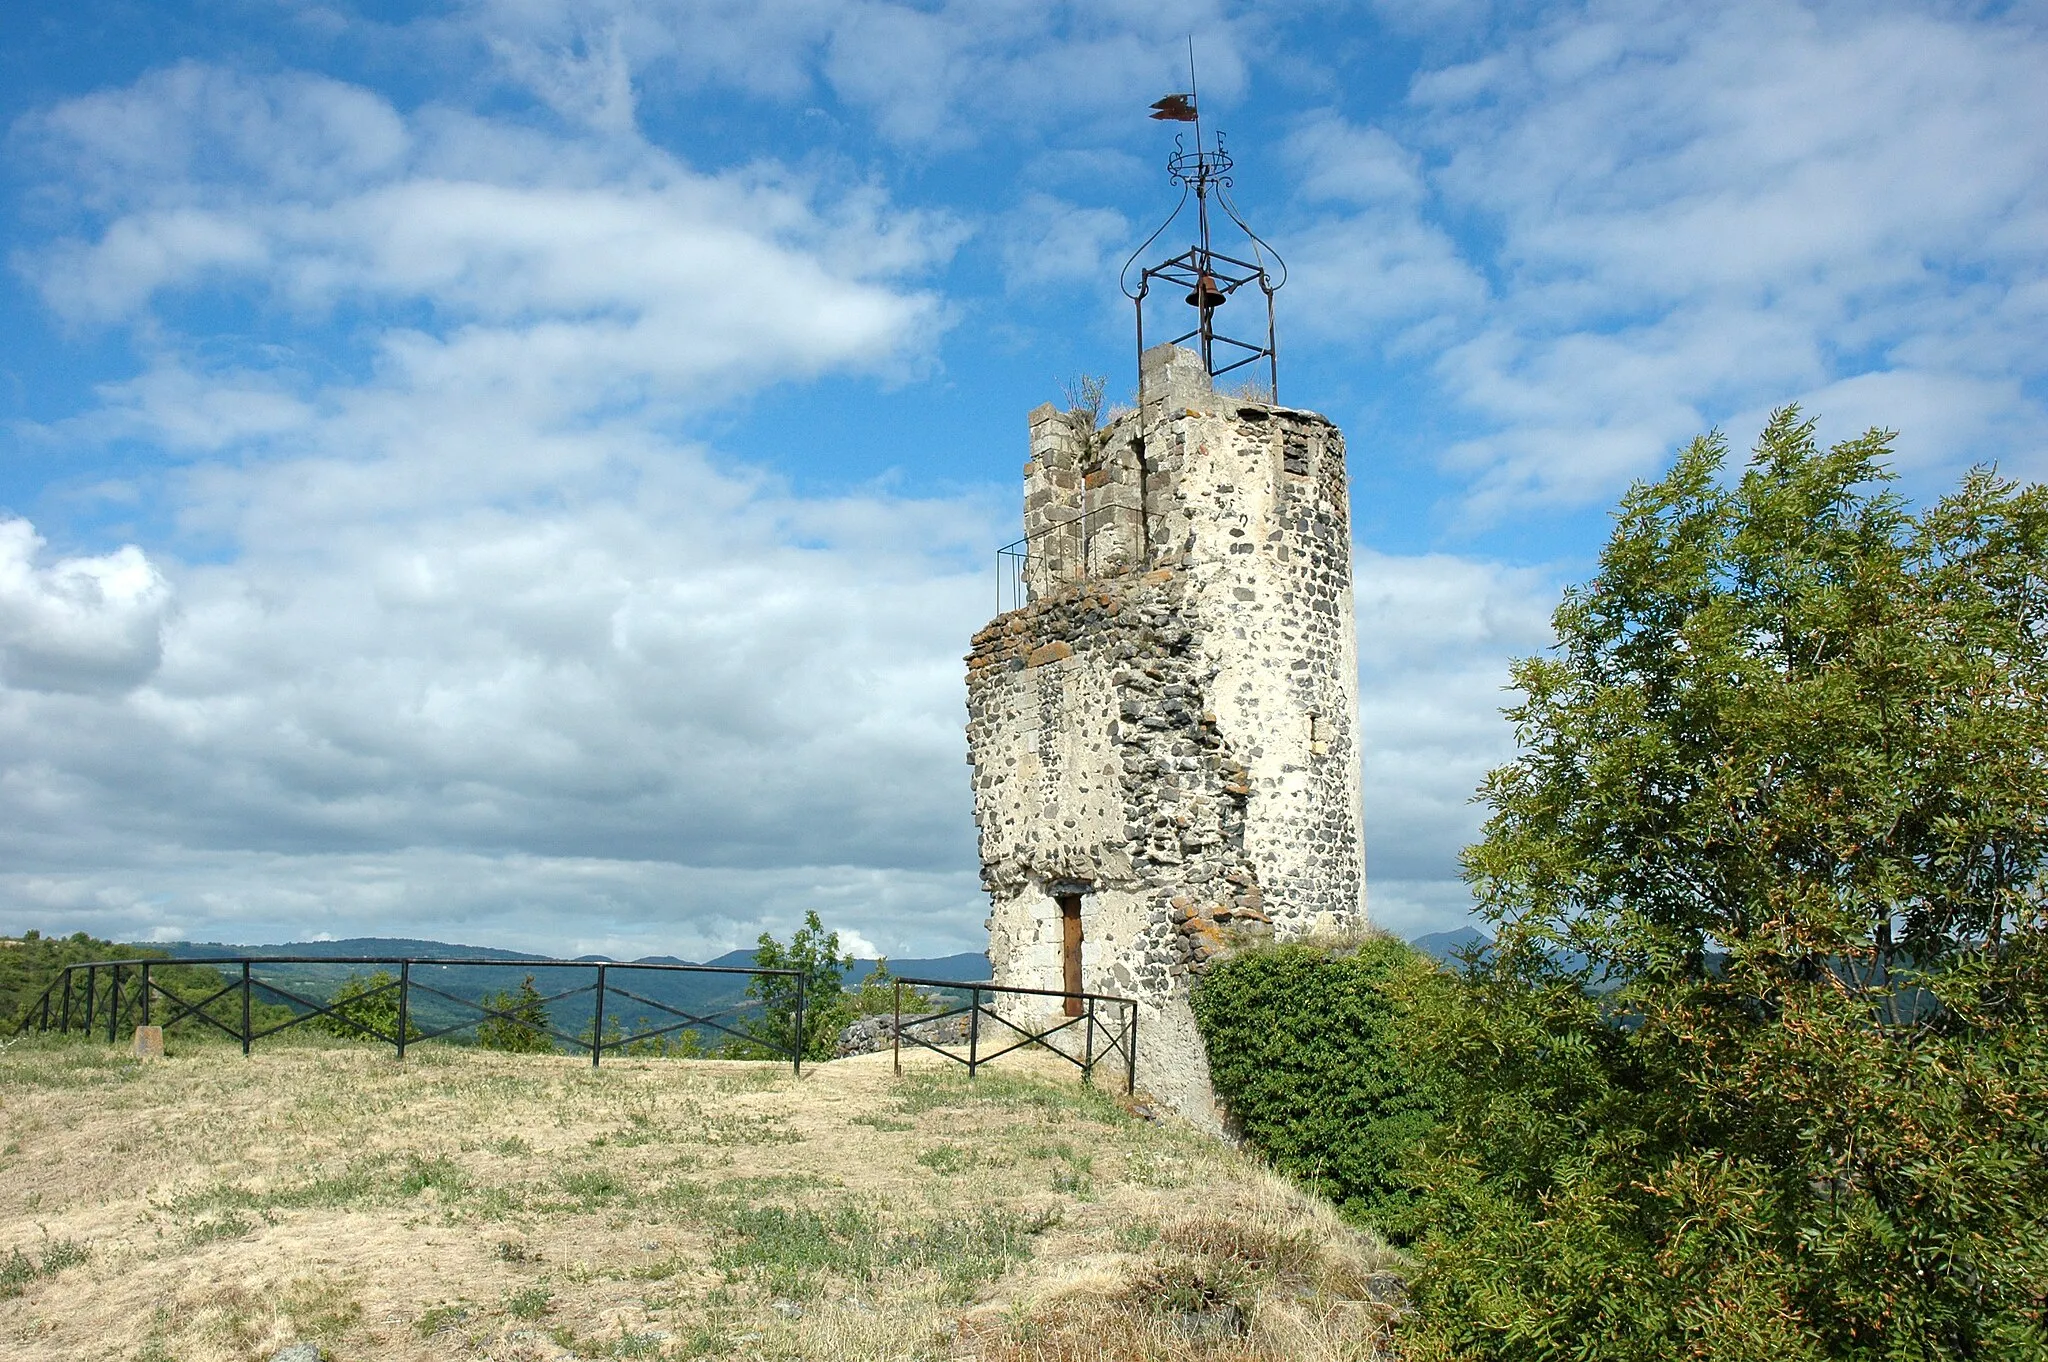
[1121,45,1287,402]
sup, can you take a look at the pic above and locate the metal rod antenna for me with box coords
[1187,37,1215,370]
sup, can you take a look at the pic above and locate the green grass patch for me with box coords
[398,1154,468,1197]
[505,1284,553,1319]
[413,1302,471,1337]
[896,1208,1060,1304]
[0,1250,36,1299]
[710,1198,1057,1304]
[893,1071,1127,1126]
[715,1172,836,1199]
[559,1168,629,1207]
[716,1204,881,1297]
[915,1143,975,1174]
[185,1211,254,1246]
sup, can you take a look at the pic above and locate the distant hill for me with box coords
[151,937,991,1042]
[159,938,991,979]
[162,937,543,962]
[1409,926,1491,963]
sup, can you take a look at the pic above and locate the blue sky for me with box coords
[2,0,2043,958]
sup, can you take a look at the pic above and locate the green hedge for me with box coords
[1190,935,1441,1239]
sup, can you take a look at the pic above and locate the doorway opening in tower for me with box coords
[1058,893,1084,1016]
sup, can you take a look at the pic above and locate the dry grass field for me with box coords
[0,1035,1404,1362]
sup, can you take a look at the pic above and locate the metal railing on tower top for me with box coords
[995,498,1146,614]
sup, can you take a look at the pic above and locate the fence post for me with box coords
[590,964,606,1068]
[141,962,151,1028]
[108,963,121,1043]
[1124,1002,1137,1094]
[1083,997,1096,1082]
[241,962,252,1057]
[60,968,72,1035]
[84,966,97,1040]
[793,971,805,1078]
[39,988,50,1033]
[892,978,902,1077]
[968,985,981,1079]
[397,962,410,1061]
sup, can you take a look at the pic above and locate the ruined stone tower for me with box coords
[965,342,1366,1119]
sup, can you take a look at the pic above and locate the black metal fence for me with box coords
[11,956,811,1073]
[995,498,1146,614]
[891,976,1137,1093]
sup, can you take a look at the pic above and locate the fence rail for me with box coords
[10,956,810,1074]
[995,498,1146,614]
[890,976,1137,1093]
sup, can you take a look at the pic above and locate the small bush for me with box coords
[505,1285,552,1320]
[1190,935,1441,1240]
[847,958,906,1018]
[476,974,553,1053]
[310,970,420,1044]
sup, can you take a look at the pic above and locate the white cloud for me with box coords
[0,62,995,957]
[1354,546,1560,934]
[461,0,1248,151]
[0,850,980,959]
[1295,1,2048,515]
[0,471,999,953]
[1000,192,1130,292]
[22,69,957,427]
[0,522,175,695]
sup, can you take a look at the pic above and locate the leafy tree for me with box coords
[741,911,852,1063]
[310,970,421,1044]
[476,974,554,1053]
[847,957,903,1018]
[1401,412,2048,1360]
[2,931,293,1040]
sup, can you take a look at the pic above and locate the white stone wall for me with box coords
[966,344,1366,1122]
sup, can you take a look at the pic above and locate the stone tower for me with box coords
[964,342,1366,1119]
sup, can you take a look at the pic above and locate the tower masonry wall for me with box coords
[965,344,1366,1122]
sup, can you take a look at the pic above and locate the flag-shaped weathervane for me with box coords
[1149,94,1198,122]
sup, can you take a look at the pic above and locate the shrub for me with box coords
[476,974,553,1053]
[310,970,420,1044]
[1190,935,1441,1240]
[847,958,901,1018]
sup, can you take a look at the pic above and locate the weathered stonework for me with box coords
[966,344,1367,1122]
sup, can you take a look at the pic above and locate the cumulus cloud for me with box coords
[0,471,998,955]
[1290,0,2048,517]
[0,61,997,956]
[0,522,175,695]
[462,0,1247,151]
[999,192,1130,292]
[1282,112,1486,345]
[20,65,956,426]
[0,848,976,960]
[1354,546,1559,936]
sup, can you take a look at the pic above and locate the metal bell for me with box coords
[1185,273,1227,309]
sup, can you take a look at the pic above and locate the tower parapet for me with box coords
[966,344,1366,1121]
